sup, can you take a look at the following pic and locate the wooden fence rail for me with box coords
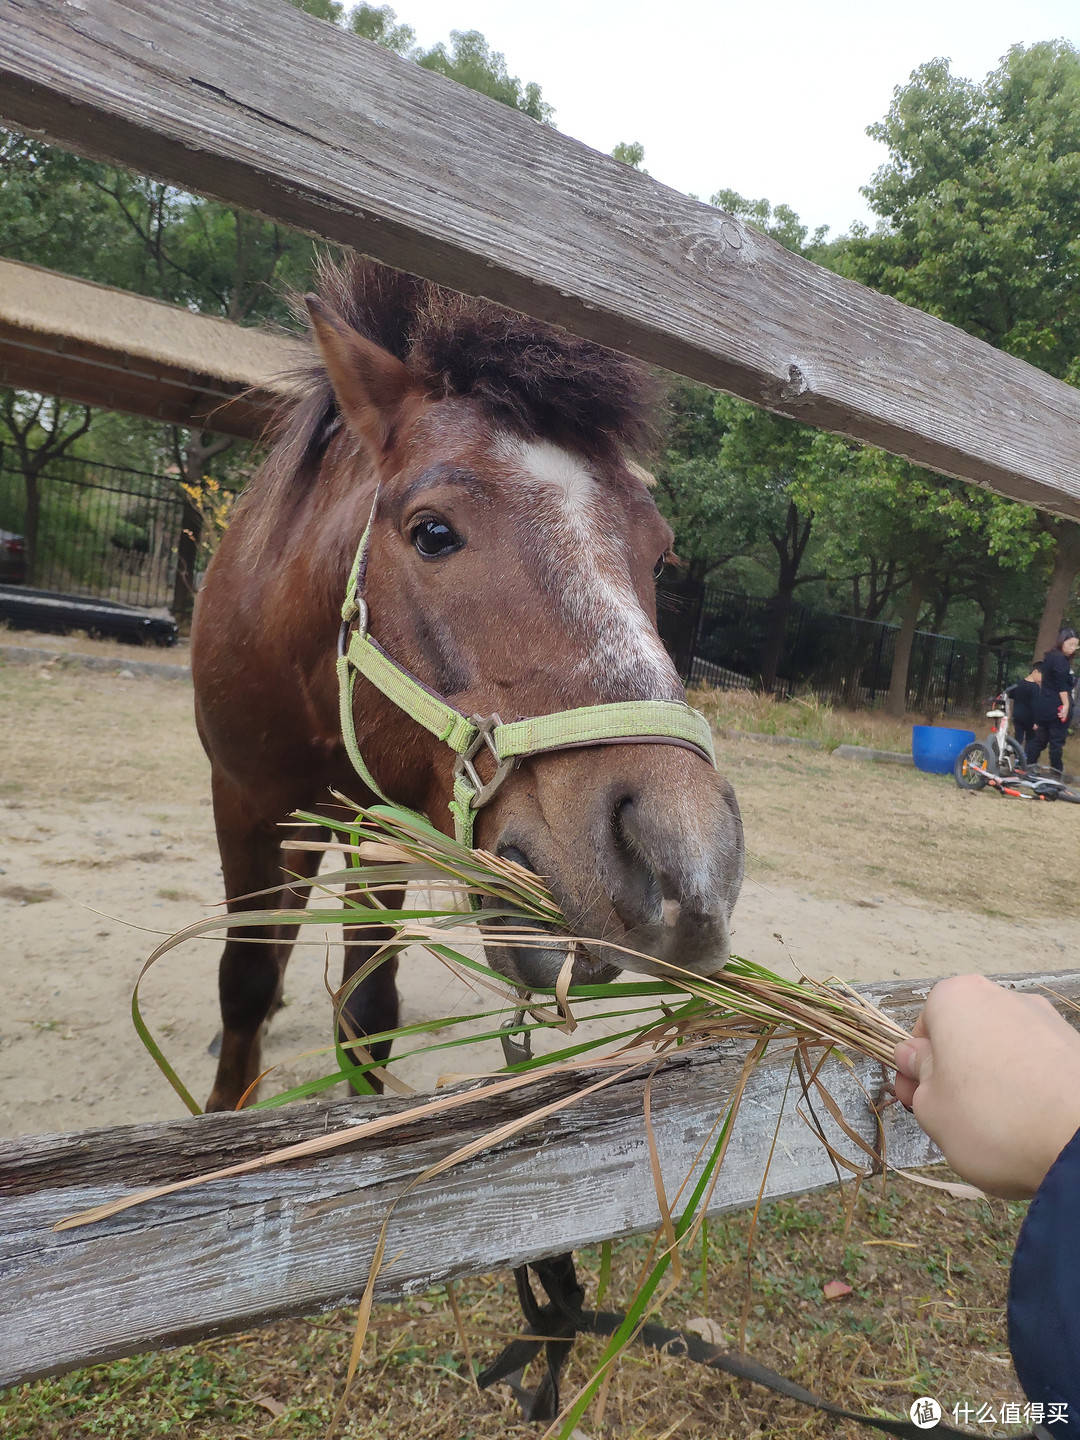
[2,969,1078,1390]
[2,0,1080,518]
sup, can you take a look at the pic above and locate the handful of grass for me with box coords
[92,801,912,1438]
[131,800,908,1115]
[286,800,911,1073]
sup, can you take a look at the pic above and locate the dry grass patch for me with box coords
[691,688,980,755]
[719,743,1076,921]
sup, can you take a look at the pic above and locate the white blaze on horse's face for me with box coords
[495,435,682,701]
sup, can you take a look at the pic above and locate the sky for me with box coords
[388,0,1080,238]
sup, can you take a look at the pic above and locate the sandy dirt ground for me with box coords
[2,656,1078,1140]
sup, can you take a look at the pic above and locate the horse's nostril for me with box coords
[497,843,533,872]
[612,795,635,851]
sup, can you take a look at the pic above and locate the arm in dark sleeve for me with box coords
[1008,1126,1080,1428]
[1043,651,1071,698]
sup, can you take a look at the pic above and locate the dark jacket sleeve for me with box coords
[1044,651,1072,698]
[1008,1125,1080,1429]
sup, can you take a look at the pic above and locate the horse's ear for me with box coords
[304,294,415,456]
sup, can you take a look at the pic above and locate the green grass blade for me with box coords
[555,1099,740,1437]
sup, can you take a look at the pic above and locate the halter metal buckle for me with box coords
[500,1004,533,1067]
[337,598,369,658]
[454,713,516,809]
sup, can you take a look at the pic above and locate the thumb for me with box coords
[894,1036,933,1082]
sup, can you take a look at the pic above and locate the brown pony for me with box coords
[192,259,744,1113]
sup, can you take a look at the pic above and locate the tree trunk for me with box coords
[170,430,232,627]
[759,586,793,694]
[885,574,926,718]
[1032,521,1080,662]
[171,492,203,625]
[760,500,813,695]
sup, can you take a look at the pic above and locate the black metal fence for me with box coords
[0,444,1030,707]
[0,448,185,609]
[657,580,1030,715]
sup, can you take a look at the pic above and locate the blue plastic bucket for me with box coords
[911,725,977,775]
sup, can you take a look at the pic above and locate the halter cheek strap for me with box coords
[336,492,717,849]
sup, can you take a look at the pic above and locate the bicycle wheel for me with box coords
[954,742,993,791]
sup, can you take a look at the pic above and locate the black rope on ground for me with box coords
[478,1251,1036,1439]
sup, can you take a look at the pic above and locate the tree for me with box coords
[0,393,92,583]
[2,0,556,620]
[170,431,236,623]
[653,384,747,583]
[612,141,646,170]
[1033,520,1080,660]
[842,42,1080,655]
[348,2,414,50]
[792,450,1045,714]
[714,401,863,690]
[652,196,848,691]
[418,31,552,122]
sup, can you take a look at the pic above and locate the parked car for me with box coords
[0,529,27,584]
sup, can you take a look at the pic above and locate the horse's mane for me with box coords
[252,256,657,530]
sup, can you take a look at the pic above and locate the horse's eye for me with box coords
[654,554,667,580]
[411,517,462,559]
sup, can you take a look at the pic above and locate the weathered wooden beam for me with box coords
[2,969,1077,1389]
[1,0,1079,517]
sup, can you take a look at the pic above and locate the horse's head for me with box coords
[306,271,743,987]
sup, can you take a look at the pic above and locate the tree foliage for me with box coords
[612,141,646,170]
[844,42,1080,382]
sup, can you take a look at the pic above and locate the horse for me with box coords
[191,257,745,1115]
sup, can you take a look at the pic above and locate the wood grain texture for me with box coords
[2,970,1078,1388]
[0,324,277,437]
[2,0,1080,516]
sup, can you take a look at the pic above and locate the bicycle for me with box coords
[958,765,1080,803]
[953,692,1028,792]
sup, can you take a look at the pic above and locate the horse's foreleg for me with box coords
[206,789,322,1112]
[339,885,404,1095]
[269,830,330,1011]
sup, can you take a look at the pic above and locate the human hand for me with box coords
[1059,703,1068,722]
[893,975,1080,1199]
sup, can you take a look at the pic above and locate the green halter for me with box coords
[336,493,717,848]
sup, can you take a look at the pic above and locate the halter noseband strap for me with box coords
[336,492,716,848]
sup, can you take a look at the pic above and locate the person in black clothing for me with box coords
[894,975,1080,1428]
[1007,663,1042,753]
[1025,627,1079,775]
